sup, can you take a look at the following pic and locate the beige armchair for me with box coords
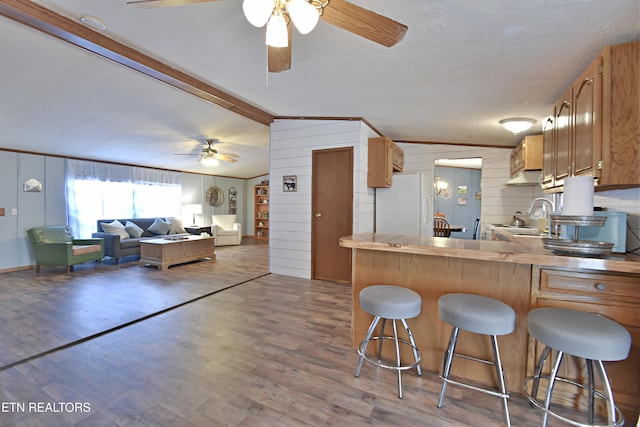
[211,215,242,246]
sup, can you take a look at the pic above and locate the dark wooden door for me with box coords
[312,147,353,283]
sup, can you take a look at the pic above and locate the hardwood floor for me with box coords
[0,240,550,426]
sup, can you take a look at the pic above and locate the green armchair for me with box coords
[27,226,104,274]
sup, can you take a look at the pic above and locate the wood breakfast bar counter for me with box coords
[339,233,640,420]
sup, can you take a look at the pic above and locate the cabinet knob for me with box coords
[314,213,322,218]
[595,283,606,291]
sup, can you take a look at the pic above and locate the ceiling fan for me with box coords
[126,0,408,73]
[174,138,239,167]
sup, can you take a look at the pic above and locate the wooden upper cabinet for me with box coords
[368,137,403,188]
[573,56,602,178]
[544,40,639,191]
[598,41,640,188]
[510,135,543,176]
[554,90,572,185]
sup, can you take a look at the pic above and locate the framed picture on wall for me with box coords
[457,197,467,206]
[283,175,297,192]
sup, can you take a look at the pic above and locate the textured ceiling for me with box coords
[1,0,638,177]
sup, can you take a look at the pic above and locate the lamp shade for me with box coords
[288,0,319,34]
[266,13,288,47]
[183,204,202,215]
[500,118,536,134]
[243,0,274,27]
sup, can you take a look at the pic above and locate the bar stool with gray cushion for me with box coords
[355,285,423,399]
[524,308,631,427]
[437,293,516,427]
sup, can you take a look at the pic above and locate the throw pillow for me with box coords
[125,221,144,238]
[148,218,171,235]
[101,220,130,240]
[166,217,187,234]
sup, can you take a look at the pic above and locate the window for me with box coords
[66,160,181,238]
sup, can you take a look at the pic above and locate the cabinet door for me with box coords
[541,115,555,189]
[368,137,393,188]
[573,57,602,178]
[554,89,572,184]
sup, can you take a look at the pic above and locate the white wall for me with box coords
[269,119,375,279]
[399,143,545,238]
[179,173,247,232]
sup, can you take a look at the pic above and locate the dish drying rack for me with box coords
[542,215,613,256]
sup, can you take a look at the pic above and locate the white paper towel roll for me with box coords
[562,176,594,216]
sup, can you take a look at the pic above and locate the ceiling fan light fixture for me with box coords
[243,0,275,27]
[288,0,319,34]
[266,13,289,47]
[200,155,219,167]
[500,118,536,135]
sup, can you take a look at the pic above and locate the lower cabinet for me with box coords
[530,267,640,421]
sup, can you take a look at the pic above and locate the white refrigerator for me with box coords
[375,172,432,237]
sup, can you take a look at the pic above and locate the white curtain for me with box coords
[66,160,182,238]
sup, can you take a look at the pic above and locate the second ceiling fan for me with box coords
[126,0,408,73]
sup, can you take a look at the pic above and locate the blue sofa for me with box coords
[92,218,185,265]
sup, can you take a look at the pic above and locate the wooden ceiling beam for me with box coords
[0,0,274,126]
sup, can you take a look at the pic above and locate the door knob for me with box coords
[314,213,322,218]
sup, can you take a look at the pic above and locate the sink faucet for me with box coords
[527,197,556,218]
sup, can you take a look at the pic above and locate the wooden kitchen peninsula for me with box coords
[340,233,639,420]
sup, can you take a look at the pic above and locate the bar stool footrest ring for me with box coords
[522,375,625,427]
[357,336,422,371]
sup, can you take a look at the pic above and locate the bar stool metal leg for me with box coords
[377,318,387,361]
[587,359,595,425]
[542,350,565,427]
[401,318,422,376]
[355,316,381,377]
[595,359,617,426]
[392,319,403,398]
[491,335,511,427]
[437,326,459,408]
[531,345,552,402]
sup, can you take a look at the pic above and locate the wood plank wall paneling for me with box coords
[269,119,375,279]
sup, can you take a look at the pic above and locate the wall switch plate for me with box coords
[11,208,17,215]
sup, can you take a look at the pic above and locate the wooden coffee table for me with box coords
[139,235,215,271]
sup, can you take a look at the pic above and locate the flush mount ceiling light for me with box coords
[243,0,323,47]
[500,118,536,135]
[79,15,107,30]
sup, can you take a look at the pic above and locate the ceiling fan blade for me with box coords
[268,22,292,73]
[126,0,219,9]
[216,153,239,163]
[320,0,407,47]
